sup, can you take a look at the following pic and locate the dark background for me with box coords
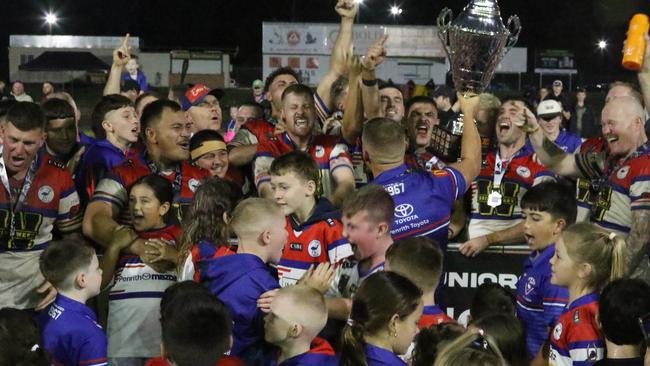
[1,0,649,87]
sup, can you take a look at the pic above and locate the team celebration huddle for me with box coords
[1,0,650,366]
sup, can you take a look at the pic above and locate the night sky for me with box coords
[1,0,649,86]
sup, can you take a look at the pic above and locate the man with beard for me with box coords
[379,83,405,122]
[403,96,444,171]
[83,99,209,253]
[459,98,554,257]
[524,96,650,282]
[0,102,82,310]
[228,67,300,167]
[254,84,354,207]
[182,84,224,134]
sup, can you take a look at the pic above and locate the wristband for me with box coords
[361,78,378,87]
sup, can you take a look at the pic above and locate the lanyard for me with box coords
[142,153,183,196]
[493,150,511,189]
[0,145,39,237]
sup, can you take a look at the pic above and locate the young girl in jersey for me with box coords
[101,174,181,365]
[177,176,242,282]
[548,222,626,366]
[340,271,423,366]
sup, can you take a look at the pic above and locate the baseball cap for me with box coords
[252,79,263,89]
[181,84,225,111]
[553,80,563,87]
[537,99,562,119]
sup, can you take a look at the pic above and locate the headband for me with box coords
[190,140,227,161]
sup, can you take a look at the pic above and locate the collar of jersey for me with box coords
[373,164,409,183]
[567,292,599,310]
[54,294,96,319]
[422,304,444,315]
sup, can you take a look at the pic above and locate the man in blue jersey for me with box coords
[362,94,481,249]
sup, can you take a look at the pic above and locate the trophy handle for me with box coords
[504,15,521,53]
[437,8,453,57]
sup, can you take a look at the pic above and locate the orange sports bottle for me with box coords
[622,13,649,71]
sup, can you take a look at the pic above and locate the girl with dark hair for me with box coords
[470,313,528,366]
[100,174,182,364]
[177,176,242,281]
[340,271,423,366]
[0,308,50,366]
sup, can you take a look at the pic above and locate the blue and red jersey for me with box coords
[277,198,352,287]
[272,337,338,366]
[254,132,353,199]
[549,293,604,366]
[76,139,134,206]
[516,244,568,358]
[186,238,236,282]
[228,118,277,148]
[39,294,108,366]
[469,146,554,239]
[418,305,455,329]
[372,164,466,250]
[91,151,210,225]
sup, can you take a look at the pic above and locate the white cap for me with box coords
[537,99,562,118]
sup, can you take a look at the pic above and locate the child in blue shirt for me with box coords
[516,182,575,360]
[200,198,287,366]
[38,239,107,366]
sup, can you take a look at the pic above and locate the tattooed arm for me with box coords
[527,122,583,178]
[626,209,650,280]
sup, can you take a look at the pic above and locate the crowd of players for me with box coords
[2,1,650,366]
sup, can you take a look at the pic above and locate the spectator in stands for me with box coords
[570,87,596,137]
[181,84,224,134]
[0,80,10,100]
[546,80,571,127]
[252,79,266,103]
[11,80,34,102]
[123,54,149,92]
[533,99,582,153]
[121,79,141,103]
[41,81,54,103]
[433,86,457,125]
[596,278,650,366]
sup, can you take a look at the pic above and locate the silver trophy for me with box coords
[437,0,521,96]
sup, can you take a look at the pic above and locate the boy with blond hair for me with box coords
[199,198,287,366]
[38,240,107,366]
[265,285,337,365]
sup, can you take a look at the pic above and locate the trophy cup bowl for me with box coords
[437,0,521,97]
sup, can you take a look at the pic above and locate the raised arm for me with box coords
[104,34,131,96]
[341,56,364,144]
[315,0,357,115]
[359,35,387,121]
[448,93,482,186]
[637,34,650,116]
[523,110,582,178]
